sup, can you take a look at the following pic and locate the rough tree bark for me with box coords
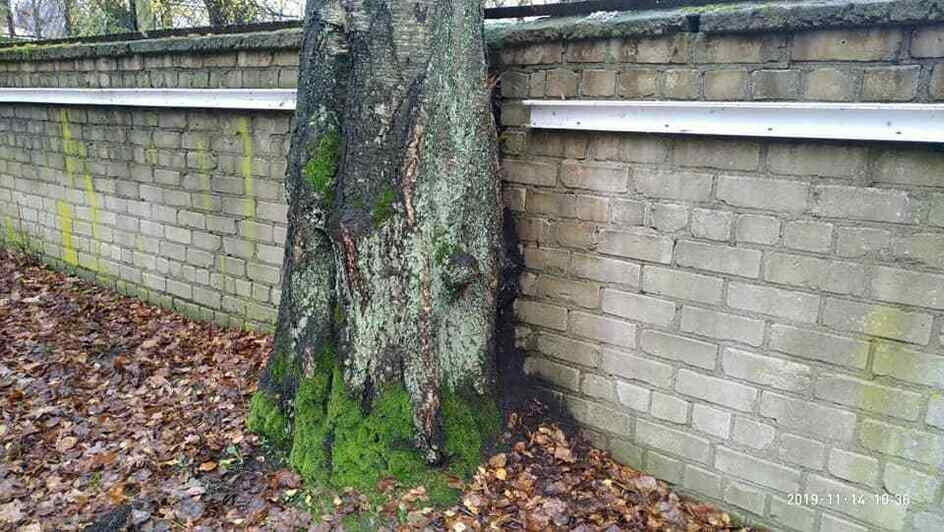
[248,0,504,495]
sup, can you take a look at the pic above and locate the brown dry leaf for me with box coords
[55,435,78,452]
[198,461,218,472]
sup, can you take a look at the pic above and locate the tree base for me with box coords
[248,348,501,503]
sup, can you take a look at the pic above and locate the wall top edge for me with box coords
[0,28,303,63]
[484,0,944,48]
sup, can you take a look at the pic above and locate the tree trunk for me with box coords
[248,0,503,494]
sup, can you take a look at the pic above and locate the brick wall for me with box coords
[0,30,299,330]
[498,19,944,532]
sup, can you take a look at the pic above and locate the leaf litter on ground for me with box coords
[0,250,754,531]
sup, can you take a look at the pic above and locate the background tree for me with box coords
[247,0,506,496]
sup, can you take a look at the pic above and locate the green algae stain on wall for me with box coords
[59,110,83,188]
[236,117,256,217]
[56,200,78,266]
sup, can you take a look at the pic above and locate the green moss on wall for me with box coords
[303,130,341,204]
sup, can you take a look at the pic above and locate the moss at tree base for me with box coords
[247,351,500,508]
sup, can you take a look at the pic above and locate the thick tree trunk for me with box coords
[248,0,503,493]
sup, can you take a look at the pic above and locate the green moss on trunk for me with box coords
[303,129,341,204]
[248,346,499,503]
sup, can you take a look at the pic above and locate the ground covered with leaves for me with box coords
[1,250,748,531]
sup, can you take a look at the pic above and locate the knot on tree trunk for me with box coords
[442,252,480,293]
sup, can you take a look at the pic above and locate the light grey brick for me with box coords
[732,416,775,449]
[715,448,801,493]
[862,66,919,102]
[820,513,869,532]
[691,403,731,439]
[673,138,760,171]
[680,306,764,347]
[662,69,700,100]
[545,68,577,98]
[611,198,645,226]
[576,195,608,222]
[501,159,557,187]
[515,299,567,331]
[618,68,658,98]
[716,175,808,213]
[751,70,800,100]
[764,253,867,296]
[760,391,856,441]
[571,253,640,286]
[770,323,868,368]
[642,266,723,305]
[531,275,600,309]
[722,347,812,393]
[873,342,944,389]
[636,419,711,464]
[822,297,932,345]
[871,265,944,310]
[779,433,826,469]
[911,26,944,57]
[727,282,819,323]
[676,240,761,278]
[684,465,722,498]
[928,395,944,430]
[601,289,676,326]
[811,185,918,224]
[783,220,832,252]
[609,438,644,469]
[222,237,254,258]
[598,229,673,263]
[769,497,816,532]
[581,373,616,402]
[768,142,866,178]
[861,418,944,468]
[690,208,733,241]
[164,225,191,244]
[645,451,684,484]
[676,369,757,411]
[633,168,713,201]
[639,329,717,369]
[615,380,651,411]
[836,226,891,257]
[883,462,941,503]
[523,356,580,391]
[571,311,636,348]
[649,203,688,232]
[724,482,766,515]
[527,190,576,218]
[735,214,780,245]
[704,69,748,100]
[793,28,902,61]
[807,474,908,530]
[828,448,879,486]
[537,332,599,367]
[581,69,616,97]
[560,161,629,192]
[556,221,596,250]
[602,347,672,387]
[568,397,632,437]
[889,226,944,265]
[650,392,689,424]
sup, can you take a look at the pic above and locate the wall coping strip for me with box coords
[523,99,944,143]
[484,0,944,47]
[0,28,303,63]
[0,88,297,111]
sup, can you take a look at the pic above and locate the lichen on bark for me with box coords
[249,0,504,500]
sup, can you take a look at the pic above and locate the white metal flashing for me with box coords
[0,88,297,111]
[523,100,944,143]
